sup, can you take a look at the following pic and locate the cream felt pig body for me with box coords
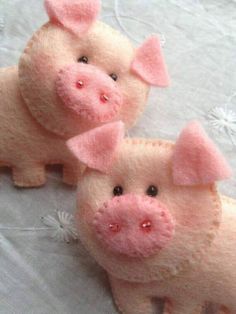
[68,121,235,314]
[0,0,169,187]
[0,66,80,186]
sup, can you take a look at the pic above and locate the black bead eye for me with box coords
[146,185,158,197]
[110,73,118,81]
[78,56,88,64]
[113,186,123,196]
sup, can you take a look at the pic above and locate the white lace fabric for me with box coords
[0,0,235,313]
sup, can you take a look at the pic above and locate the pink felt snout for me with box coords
[93,195,175,258]
[56,63,123,122]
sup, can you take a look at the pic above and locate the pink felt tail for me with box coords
[172,121,232,186]
[131,36,170,87]
[45,0,101,34]
[67,121,125,172]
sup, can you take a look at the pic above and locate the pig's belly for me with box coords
[0,66,68,165]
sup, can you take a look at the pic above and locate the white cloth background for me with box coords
[0,0,235,313]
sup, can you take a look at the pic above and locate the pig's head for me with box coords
[18,0,169,138]
[67,121,231,282]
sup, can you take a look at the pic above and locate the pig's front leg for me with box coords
[163,299,203,314]
[109,276,153,314]
[13,164,46,187]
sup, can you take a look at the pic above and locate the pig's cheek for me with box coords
[27,53,72,105]
[177,212,203,228]
[170,202,210,229]
[117,78,149,126]
[78,206,95,229]
[27,52,62,98]
[30,53,50,74]
[85,209,94,225]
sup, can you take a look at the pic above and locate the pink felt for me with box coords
[56,63,123,122]
[93,194,175,258]
[67,121,125,172]
[172,121,232,186]
[131,36,170,87]
[45,0,101,35]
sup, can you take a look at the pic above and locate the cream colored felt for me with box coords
[76,137,236,313]
[0,7,157,187]
[0,67,82,186]
[77,139,222,282]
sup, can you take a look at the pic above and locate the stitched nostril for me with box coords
[109,223,121,233]
[140,220,153,232]
[76,80,84,89]
[100,94,109,103]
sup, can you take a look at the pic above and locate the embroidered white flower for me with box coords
[41,211,78,243]
[208,106,236,145]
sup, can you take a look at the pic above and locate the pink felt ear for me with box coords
[67,121,125,172]
[45,0,101,35]
[131,36,170,87]
[172,121,232,186]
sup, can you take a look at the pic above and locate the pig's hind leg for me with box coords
[163,299,203,314]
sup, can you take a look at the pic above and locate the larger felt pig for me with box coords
[67,121,236,314]
[0,0,169,187]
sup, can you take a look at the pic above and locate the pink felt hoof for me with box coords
[93,194,175,257]
[56,63,123,122]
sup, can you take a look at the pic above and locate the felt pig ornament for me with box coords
[0,0,169,187]
[67,121,236,314]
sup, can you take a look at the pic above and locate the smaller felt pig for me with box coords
[67,121,236,314]
[0,0,169,187]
